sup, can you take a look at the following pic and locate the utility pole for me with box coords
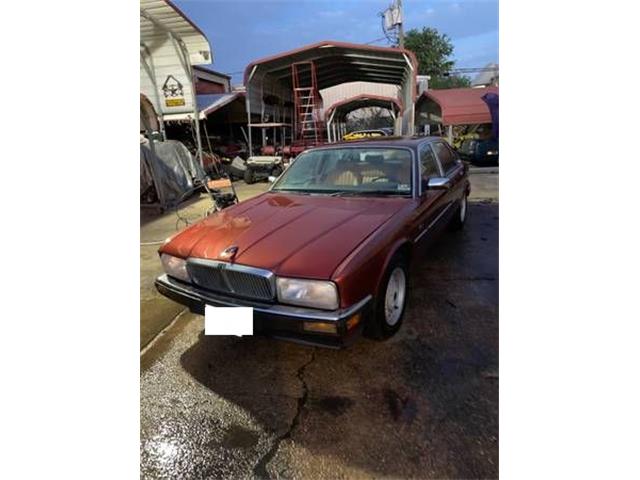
[381,0,404,48]
[397,0,404,48]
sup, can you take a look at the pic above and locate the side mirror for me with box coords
[425,177,451,190]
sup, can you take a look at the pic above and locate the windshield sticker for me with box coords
[398,184,410,191]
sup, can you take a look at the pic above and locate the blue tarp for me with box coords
[481,92,499,140]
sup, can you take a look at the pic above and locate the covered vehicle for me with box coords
[156,136,470,348]
[140,139,207,208]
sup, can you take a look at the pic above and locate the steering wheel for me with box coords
[370,176,390,183]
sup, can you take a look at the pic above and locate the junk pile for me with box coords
[140,137,238,211]
[140,138,206,208]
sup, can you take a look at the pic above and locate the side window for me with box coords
[432,142,458,174]
[420,145,440,180]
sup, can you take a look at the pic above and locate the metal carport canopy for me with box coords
[325,93,402,123]
[244,41,417,89]
[418,87,498,125]
[243,40,418,144]
[140,0,212,122]
[197,92,245,119]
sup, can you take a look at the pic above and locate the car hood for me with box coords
[162,192,410,279]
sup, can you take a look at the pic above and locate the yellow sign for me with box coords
[165,98,185,107]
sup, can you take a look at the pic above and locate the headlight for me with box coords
[487,150,498,155]
[160,254,190,282]
[276,277,339,310]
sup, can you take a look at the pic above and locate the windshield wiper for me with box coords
[328,190,405,197]
[271,188,313,195]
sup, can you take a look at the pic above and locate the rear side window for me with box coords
[433,142,458,174]
[420,144,440,179]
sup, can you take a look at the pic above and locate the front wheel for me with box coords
[364,255,409,340]
[449,194,468,230]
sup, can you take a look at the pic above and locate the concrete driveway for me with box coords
[140,172,498,478]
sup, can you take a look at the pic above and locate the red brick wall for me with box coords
[196,80,225,94]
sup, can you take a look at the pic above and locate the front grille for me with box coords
[186,259,275,301]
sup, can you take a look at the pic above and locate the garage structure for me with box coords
[325,94,402,142]
[415,86,498,142]
[196,92,249,158]
[140,0,212,164]
[243,41,418,155]
[140,0,216,211]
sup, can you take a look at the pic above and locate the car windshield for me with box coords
[271,147,413,196]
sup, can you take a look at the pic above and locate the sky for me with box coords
[173,0,498,85]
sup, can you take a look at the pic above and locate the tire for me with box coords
[364,254,409,340]
[244,167,255,184]
[449,194,468,231]
[271,165,283,177]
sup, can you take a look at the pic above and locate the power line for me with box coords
[364,36,389,45]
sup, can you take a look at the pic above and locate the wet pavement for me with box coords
[140,199,499,479]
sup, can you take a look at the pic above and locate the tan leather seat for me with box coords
[325,168,360,186]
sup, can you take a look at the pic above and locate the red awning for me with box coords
[420,87,498,125]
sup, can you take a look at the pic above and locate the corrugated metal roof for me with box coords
[244,40,417,92]
[197,92,244,117]
[140,0,211,64]
[419,87,498,125]
[325,94,402,122]
[140,0,212,120]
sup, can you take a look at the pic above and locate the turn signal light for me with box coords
[346,313,362,330]
[303,321,337,334]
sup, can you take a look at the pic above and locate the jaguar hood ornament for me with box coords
[220,245,239,262]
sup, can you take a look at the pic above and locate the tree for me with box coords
[429,75,471,89]
[403,27,471,89]
[346,107,393,131]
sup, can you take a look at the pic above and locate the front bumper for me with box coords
[155,274,371,348]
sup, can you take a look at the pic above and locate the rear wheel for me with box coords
[365,254,409,340]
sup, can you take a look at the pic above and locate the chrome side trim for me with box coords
[157,274,371,322]
[415,201,455,243]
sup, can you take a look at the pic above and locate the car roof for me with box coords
[311,135,443,150]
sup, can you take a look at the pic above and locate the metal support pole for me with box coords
[246,108,253,156]
[140,45,166,140]
[447,124,453,144]
[167,31,204,167]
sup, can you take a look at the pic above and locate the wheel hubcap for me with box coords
[460,196,467,222]
[384,267,406,326]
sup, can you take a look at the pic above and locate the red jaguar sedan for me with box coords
[156,136,470,348]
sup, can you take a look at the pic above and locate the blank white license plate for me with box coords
[204,305,253,336]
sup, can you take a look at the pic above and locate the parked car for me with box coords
[156,136,470,348]
[457,137,499,166]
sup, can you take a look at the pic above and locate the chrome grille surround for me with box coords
[186,258,276,301]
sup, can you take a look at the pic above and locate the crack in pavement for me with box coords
[253,349,316,479]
